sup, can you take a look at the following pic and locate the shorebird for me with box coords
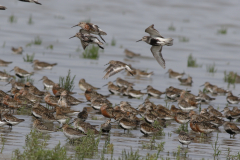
[223,121,240,138]
[178,76,193,86]
[196,91,215,103]
[124,49,140,58]
[178,131,194,148]
[33,119,55,133]
[212,85,228,95]
[91,97,111,110]
[103,60,134,79]
[120,101,139,115]
[207,105,223,118]
[103,81,121,94]
[78,79,100,91]
[174,112,191,124]
[2,113,24,128]
[52,83,76,96]
[178,98,197,112]
[11,47,23,54]
[114,77,134,88]
[39,76,55,89]
[0,59,12,66]
[77,107,88,122]
[55,107,70,125]
[135,69,154,78]
[140,122,160,135]
[33,60,57,70]
[200,82,214,93]
[62,124,85,142]
[6,79,25,90]
[226,91,239,104]
[25,83,45,97]
[0,71,14,80]
[0,5,6,10]
[101,119,112,133]
[19,0,42,5]
[118,117,137,133]
[69,31,104,50]
[10,66,33,78]
[137,24,173,69]
[222,107,240,121]
[145,85,165,97]
[126,86,146,98]
[44,92,59,107]
[166,69,185,79]
[71,22,107,42]
[195,121,219,136]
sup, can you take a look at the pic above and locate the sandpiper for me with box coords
[0,59,12,66]
[195,121,219,136]
[7,87,19,96]
[223,121,240,138]
[124,49,141,58]
[112,107,129,121]
[19,0,42,5]
[199,108,210,120]
[140,122,160,135]
[79,79,100,91]
[55,107,70,125]
[196,90,215,103]
[0,5,6,10]
[137,24,173,69]
[178,98,197,112]
[21,90,43,102]
[71,22,107,42]
[143,109,158,123]
[209,116,224,127]
[14,92,34,106]
[74,118,99,134]
[0,114,7,127]
[41,112,56,123]
[103,81,121,94]
[207,106,223,118]
[135,69,154,78]
[178,76,193,86]
[69,31,104,50]
[39,76,55,89]
[33,119,55,133]
[101,119,112,133]
[178,131,193,148]
[85,88,109,101]
[6,79,25,89]
[10,66,33,78]
[120,101,139,115]
[222,107,240,121]
[62,124,85,141]
[174,112,190,124]
[118,117,137,133]
[165,89,178,100]
[0,71,14,80]
[200,82,214,93]
[52,83,76,96]
[170,105,182,115]
[212,85,228,95]
[91,97,111,110]
[103,60,134,79]
[77,107,88,122]
[166,69,184,79]
[44,92,59,107]
[1,95,23,111]
[226,91,239,104]
[126,86,146,98]
[58,91,70,107]
[100,103,114,118]
[11,47,23,54]
[153,107,174,120]
[25,83,45,97]
[145,85,165,97]
[33,60,57,70]
[114,77,134,88]
[2,112,24,128]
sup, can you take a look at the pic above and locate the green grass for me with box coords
[46,44,54,50]
[142,135,165,151]
[9,14,17,23]
[206,63,217,73]
[2,41,5,48]
[224,71,237,87]
[12,130,71,160]
[59,69,76,92]
[118,148,140,160]
[178,36,189,42]
[0,134,6,154]
[23,53,35,62]
[111,37,116,46]
[26,36,42,47]
[168,24,176,31]
[212,133,221,157]
[218,27,227,34]
[187,54,201,68]
[17,77,34,84]
[82,45,99,59]
[176,123,188,133]
[28,15,33,25]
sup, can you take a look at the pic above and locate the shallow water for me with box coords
[1,0,240,159]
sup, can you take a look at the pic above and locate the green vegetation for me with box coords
[168,24,176,31]
[2,41,6,48]
[12,130,70,160]
[9,14,17,23]
[178,36,189,42]
[26,36,42,47]
[212,133,221,157]
[142,135,165,151]
[187,54,201,68]
[46,44,54,50]
[82,45,99,59]
[0,134,6,154]
[218,27,227,34]
[28,15,33,25]
[224,71,237,87]
[111,37,116,46]
[176,123,188,133]
[119,148,140,160]
[17,77,34,84]
[59,69,76,92]
[206,63,217,73]
[23,53,35,62]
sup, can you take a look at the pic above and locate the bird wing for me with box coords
[150,45,165,69]
[103,66,125,79]
[145,24,164,38]
[80,40,89,50]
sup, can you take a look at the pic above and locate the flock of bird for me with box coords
[1,0,240,155]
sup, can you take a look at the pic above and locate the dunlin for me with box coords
[174,112,190,124]
[33,60,57,70]
[44,92,59,107]
[222,107,240,121]
[103,60,134,79]
[137,24,173,69]
[77,107,88,121]
[178,131,193,148]
[226,91,239,104]
[58,91,70,107]
[2,95,23,111]
[199,108,210,119]
[0,59,12,66]
[21,90,43,102]
[232,107,240,115]
[6,79,25,89]
[135,69,154,78]
[71,22,107,42]
[0,71,14,80]
[91,97,111,110]
[7,88,19,96]
[103,81,121,94]
[69,31,104,50]
[196,90,215,103]
[126,86,146,98]
[124,49,141,58]
[223,121,240,138]
[19,0,42,5]
[144,109,158,123]
[166,69,184,79]
[41,112,56,123]
[100,103,114,118]
[114,77,134,88]
[33,119,55,133]
[178,98,197,112]
[153,107,174,120]
[120,101,139,115]
[52,83,76,96]
[195,121,219,136]
[200,82,214,93]
[39,76,55,89]
[165,89,178,100]
[0,5,6,10]
[112,107,128,121]
[14,92,34,106]
[207,105,223,118]
[212,85,228,95]
[140,122,160,135]
[11,47,23,54]
[118,117,137,133]
[85,88,109,101]
[62,124,85,141]
[79,79,99,91]
[209,116,224,127]
[55,107,70,125]
[2,112,24,128]
[73,118,99,134]
[0,114,7,127]
[145,85,165,97]
[10,66,33,78]
[25,83,45,97]
[170,105,182,115]
[101,119,112,133]
[178,75,193,86]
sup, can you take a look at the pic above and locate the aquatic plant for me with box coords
[218,27,227,34]
[59,69,76,92]
[34,36,42,45]
[2,41,6,48]
[0,134,6,154]
[172,146,188,159]
[12,130,70,160]
[187,54,201,68]
[211,133,221,157]
[82,45,99,59]
[206,63,217,73]
[168,23,176,31]
[23,53,35,62]
[118,148,140,160]
[224,71,237,87]
[142,135,165,151]
[46,44,54,50]
[176,123,188,133]
[111,37,116,46]
[178,36,189,42]
[17,77,34,84]
[9,14,17,23]
[28,15,33,25]
[16,106,32,116]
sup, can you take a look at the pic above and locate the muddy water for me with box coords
[1,0,240,159]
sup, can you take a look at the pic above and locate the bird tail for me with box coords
[99,30,107,35]
[164,38,173,46]
[51,63,58,66]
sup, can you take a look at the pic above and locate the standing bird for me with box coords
[178,131,194,148]
[136,24,173,69]
[0,5,7,10]
[10,66,33,78]
[103,60,134,79]
[71,22,107,43]
[19,0,42,5]
[33,60,57,70]
[69,31,104,50]
[12,47,23,54]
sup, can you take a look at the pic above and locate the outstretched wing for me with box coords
[80,40,89,50]
[150,46,165,69]
[103,66,125,79]
[145,24,163,38]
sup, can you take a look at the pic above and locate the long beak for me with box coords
[5,82,10,86]
[10,69,14,72]
[71,24,78,28]
[69,35,76,39]
[113,80,116,82]
[104,63,109,66]
[136,39,142,42]
[102,84,108,87]
[143,88,147,90]
[38,78,43,81]
[220,110,223,112]
[200,84,204,87]
[164,71,169,74]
